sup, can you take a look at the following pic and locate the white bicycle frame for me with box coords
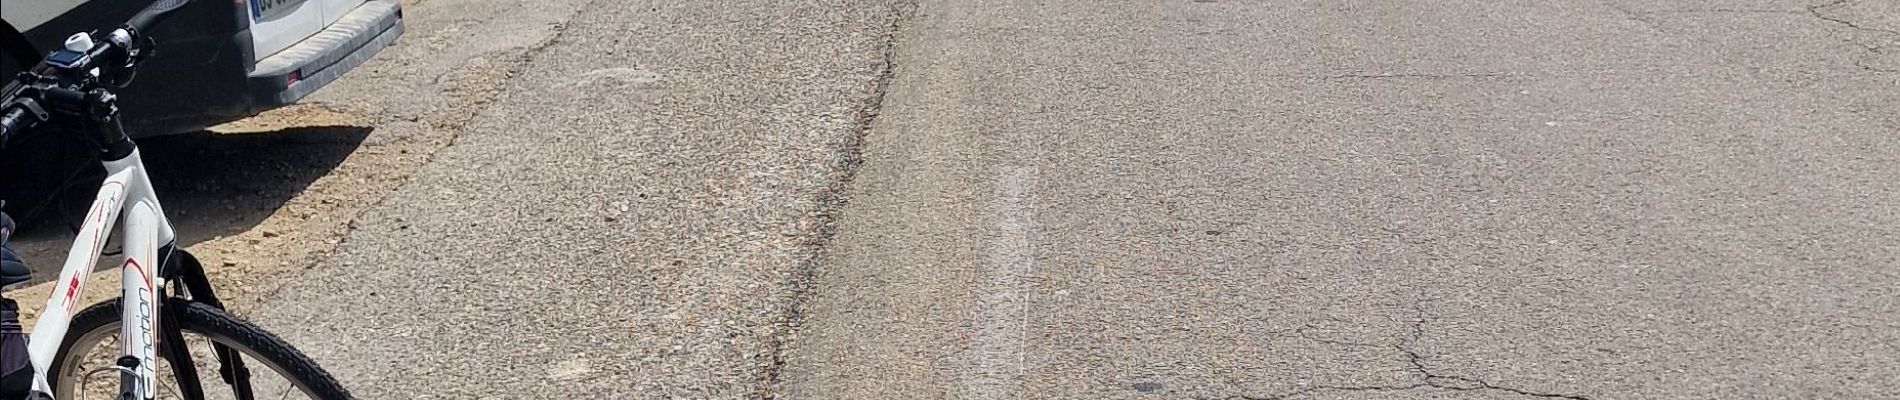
[25,148,174,399]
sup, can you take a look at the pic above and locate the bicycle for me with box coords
[0,0,350,398]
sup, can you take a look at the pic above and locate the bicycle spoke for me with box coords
[158,379,181,400]
[61,328,320,400]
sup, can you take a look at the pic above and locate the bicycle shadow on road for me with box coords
[8,125,371,284]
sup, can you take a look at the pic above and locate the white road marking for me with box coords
[961,165,1039,400]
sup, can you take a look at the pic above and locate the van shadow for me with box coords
[9,126,370,284]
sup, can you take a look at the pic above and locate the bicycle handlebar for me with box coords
[0,0,192,143]
[127,0,191,34]
[0,91,38,143]
[0,108,27,140]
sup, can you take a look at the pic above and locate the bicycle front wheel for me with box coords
[47,298,351,400]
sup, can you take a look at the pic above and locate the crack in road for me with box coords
[1323,72,1516,81]
[757,1,921,398]
[1393,305,1595,400]
[1807,0,1900,72]
[1604,0,1898,72]
[1808,0,1900,36]
[1223,304,1595,400]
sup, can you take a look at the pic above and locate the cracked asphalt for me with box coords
[125,0,1897,398]
[779,0,1900,399]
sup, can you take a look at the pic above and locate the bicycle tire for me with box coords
[46,298,352,399]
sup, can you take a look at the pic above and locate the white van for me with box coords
[1,0,405,136]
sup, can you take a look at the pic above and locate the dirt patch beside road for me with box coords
[10,103,412,321]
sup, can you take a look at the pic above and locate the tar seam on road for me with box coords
[959,166,1041,400]
[756,1,921,398]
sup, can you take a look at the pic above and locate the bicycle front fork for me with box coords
[156,248,256,399]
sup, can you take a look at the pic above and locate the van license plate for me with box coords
[251,0,303,20]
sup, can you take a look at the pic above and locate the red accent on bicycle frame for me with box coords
[56,181,126,314]
[123,258,152,293]
[60,278,80,309]
[123,257,159,348]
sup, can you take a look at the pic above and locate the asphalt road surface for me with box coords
[240,0,1899,399]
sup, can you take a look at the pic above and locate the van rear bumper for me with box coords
[246,0,403,107]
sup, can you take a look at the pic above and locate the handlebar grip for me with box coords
[0,107,27,144]
[126,0,192,33]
